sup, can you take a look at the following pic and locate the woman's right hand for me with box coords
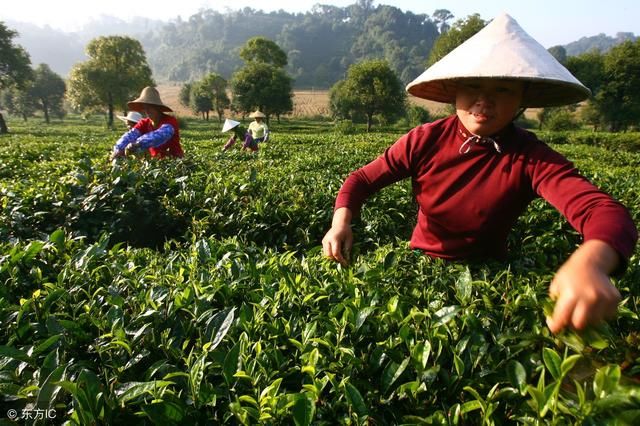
[322,207,353,265]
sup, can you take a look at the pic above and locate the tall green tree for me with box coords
[567,42,640,131]
[202,73,230,122]
[240,37,288,68]
[329,59,406,131]
[30,64,66,123]
[231,63,293,120]
[0,22,33,133]
[0,86,36,122]
[566,49,605,94]
[426,14,486,67]
[593,39,640,131]
[189,80,213,120]
[66,36,154,127]
[231,38,293,120]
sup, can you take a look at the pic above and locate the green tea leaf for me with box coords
[381,357,410,394]
[142,400,186,423]
[206,307,236,351]
[543,348,562,380]
[292,393,315,426]
[355,306,375,331]
[115,380,174,405]
[383,251,396,269]
[344,382,368,416]
[455,267,472,303]
[560,354,582,376]
[507,360,527,393]
[0,345,32,363]
[223,341,242,386]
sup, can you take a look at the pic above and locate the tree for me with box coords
[189,80,213,120]
[566,49,605,94]
[179,82,192,108]
[593,40,640,131]
[202,73,230,122]
[30,64,66,123]
[231,63,293,120]
[329,59,406,131]
[1,86,36,121]
[231,37,293,121]
[240,36,288,68]
[567,41,640,131]
[547,45,567,65]
[432,9,454,33]
[426,14,486,67]
[0,22,33,133]
[66,36,154,127]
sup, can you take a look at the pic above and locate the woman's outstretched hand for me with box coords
[322,207,354,266]
[547,239,621,334]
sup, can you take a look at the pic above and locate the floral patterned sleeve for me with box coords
[114,129,142,151]
[135,124,175,149]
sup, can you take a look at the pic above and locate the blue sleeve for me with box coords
[135,124,175,149]
[114,128,141,151]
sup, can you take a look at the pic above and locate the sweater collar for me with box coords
[454,117,517,154]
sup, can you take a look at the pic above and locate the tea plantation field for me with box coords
[1,116,639,424]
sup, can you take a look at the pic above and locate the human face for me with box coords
[143,105,162,124]
[455,79,524,136]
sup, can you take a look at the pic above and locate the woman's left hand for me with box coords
[547,240,621,334]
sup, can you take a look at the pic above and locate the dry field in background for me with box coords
[157,83,450,119]
[157,83,538,121]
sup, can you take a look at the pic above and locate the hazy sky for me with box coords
[4,0,639,47]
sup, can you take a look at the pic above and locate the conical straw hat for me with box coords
[249,110,266,118]
[406,13,590,108]
[222,119,241,132]
[127,86,173,112]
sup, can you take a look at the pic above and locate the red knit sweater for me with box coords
[335,115,637,261]
[135,115,183,158]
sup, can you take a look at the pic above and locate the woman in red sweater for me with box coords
[322,13,637,335]
[111,86,183,159]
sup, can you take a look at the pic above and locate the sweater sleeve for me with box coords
[527,143,638,262]
[334,126,428,215]
[114,128,142,151]
[135,124,175,149]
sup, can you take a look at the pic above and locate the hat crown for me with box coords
[222,118,241,132]
[136,87,163,105]
[406,13,590,107]
[128,86,173,112]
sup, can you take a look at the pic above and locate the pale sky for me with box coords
[3,0,639,47]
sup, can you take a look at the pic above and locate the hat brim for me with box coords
[407,76,592,108]
[127,101,173,113]
[405,14,591,108]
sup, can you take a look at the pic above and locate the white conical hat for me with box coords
[406,13,591,108]
[116,111,143,123]
[222,119,241,132]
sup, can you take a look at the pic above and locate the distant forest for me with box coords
[8,2,638,89]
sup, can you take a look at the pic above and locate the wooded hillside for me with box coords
[8,2,638,89]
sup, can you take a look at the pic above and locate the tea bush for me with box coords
[0,116,639,424]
